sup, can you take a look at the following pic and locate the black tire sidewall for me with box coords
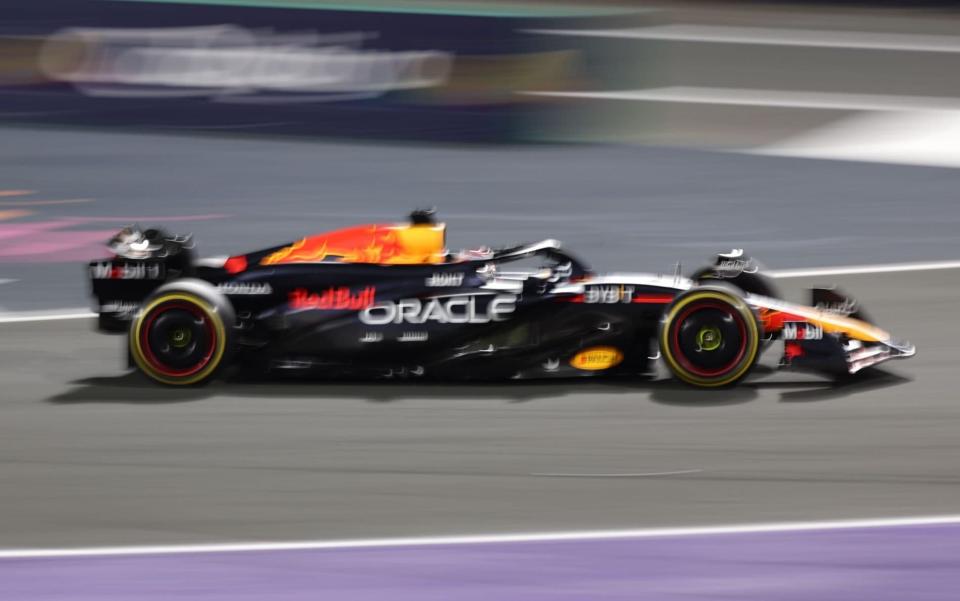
[129,279,235,386]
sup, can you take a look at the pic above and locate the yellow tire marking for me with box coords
[660,291,760,388]
[130,293,227,386]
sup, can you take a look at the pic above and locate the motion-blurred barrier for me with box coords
[527,3,960,156]
[0,0,641,142]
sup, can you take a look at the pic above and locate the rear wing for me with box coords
[88,227,195,332]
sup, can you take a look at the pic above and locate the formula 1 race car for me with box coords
[88,210,915,387]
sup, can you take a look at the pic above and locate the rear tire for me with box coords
[129,280,234,386]
[660,287,760,388]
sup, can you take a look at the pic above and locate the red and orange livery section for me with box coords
[261,223,447,266]
[755,303,890,343]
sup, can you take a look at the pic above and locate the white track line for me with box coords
[769,259,960,278]
[0,260,957,325]
[525,87,960,113]
[2,515,960,559]
[750,110,960,168]
[525,25,960,54]
[0,310,94,324]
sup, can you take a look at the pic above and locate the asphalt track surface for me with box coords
[2,126,960,599]
[0,267,956,549]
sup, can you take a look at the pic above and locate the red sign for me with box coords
[289,287,376,310]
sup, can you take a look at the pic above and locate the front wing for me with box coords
[748,295,916,375]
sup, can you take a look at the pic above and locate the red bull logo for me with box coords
[289,287,376,311]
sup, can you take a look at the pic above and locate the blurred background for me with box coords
[3,0,960,311]
[7,0,960,149]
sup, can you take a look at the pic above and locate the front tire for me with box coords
[129,280,234,386]
[690,266,781,299]
[660,287,760,388]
